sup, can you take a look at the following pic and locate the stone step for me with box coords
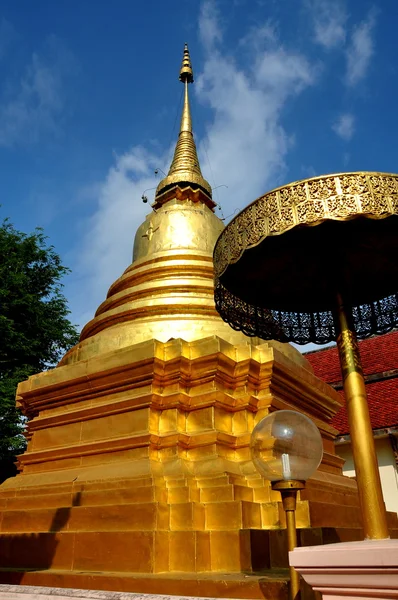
[0,569,289,599]
[195,474,231,488]
[0,500,281,533]
[0,529,280,573]
[0,503,162,533]
[0,477,158,500]
[0,486,159,511]
[200,484,234,502]
[0,482,73,499]
[0,583,253,600]
[0,493,73,511]
[0,527,383,577]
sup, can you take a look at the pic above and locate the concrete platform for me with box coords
[0,584,244,599]
[0,570,289,600]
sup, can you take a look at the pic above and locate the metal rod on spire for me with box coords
[180,80,192,134]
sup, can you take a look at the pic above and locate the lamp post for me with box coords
[214,172,398,540]
[251,410,323,600]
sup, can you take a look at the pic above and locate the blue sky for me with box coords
[1,0,397,340]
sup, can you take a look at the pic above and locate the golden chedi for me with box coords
[0,44,387,598]
[60,44,300,367]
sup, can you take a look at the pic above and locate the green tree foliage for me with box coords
[0,218,79,481]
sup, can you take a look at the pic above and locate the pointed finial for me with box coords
[179,43,194,83]
[154,44,213,208]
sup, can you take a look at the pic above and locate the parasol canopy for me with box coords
[214,172,398,344]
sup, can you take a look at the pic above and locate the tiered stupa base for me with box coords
[1,337,395,596]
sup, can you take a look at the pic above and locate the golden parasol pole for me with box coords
[334,292,389,539]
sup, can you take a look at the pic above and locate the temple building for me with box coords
[0,45,396,598]
[306,331,398,514]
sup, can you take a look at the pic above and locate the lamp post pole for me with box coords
[251,411,324,600]
[272,480,305,600]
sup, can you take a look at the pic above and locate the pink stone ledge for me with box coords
[290,539,398,599]
[0,585,242,600]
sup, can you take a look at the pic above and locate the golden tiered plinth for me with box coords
[0,45,395,598]
[0,334,376,596]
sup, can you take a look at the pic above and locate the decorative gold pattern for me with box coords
[214,172,398,279]
[215,282,343,344]
[337,330,363,378]
[215,283,398,345]
[142,222,159,241]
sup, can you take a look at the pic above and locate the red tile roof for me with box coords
[328,379,398,434]
[306,331,398,434]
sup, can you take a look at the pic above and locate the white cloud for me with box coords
[306,2,377,88]
[332,112,355,140]
[239,22,278,51]
[0,36,71,147]
[345,10,377,87]
[196,0,317,213]
[71,0,318,327]
[306,0,347,49]
[199,0,222,49]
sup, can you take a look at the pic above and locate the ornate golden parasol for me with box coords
[214,171,398,540]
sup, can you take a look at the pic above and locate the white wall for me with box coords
[337,437,398,514]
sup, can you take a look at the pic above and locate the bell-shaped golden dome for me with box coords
[60,45,307,370]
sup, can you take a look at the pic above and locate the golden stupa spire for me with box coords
[155,43,213,206]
